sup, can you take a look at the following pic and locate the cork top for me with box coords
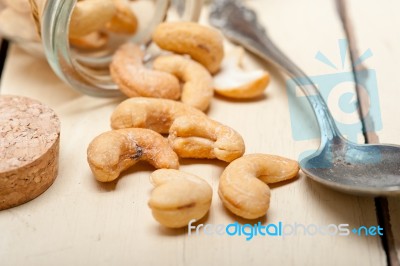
[0,95,60,173]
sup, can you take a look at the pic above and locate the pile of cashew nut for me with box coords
[110,21,272,110]
[87,19,300,228]
[65,0,139,50]
[0,0,138,50]
[0,1,297,226]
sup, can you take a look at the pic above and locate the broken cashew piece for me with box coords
[111,97,206,133]
[152,22,224,74]
[214,47,270,99]
[148,169,212,228]
[168,115,245,162]
[106,0,138,34]
[218,154,299,219]
[110,43,181,99]
[87,128,179,182]
[153,54,214,111]
[69,0,116,38]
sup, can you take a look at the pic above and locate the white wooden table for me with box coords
[0,0,398,265]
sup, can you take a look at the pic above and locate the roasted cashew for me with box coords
[153,55,213,111]
[0,7,39,41]
[106,0,138,34]
[28,0,46,36]
[4,0,31,13]
[110,43,181,99]
[214,47,270,99]
[218,154,299,219]
[69,0,116,38]
[152,22,224,74]
[110,98,244,161]
[148,169,212,228]
[111,97,205,133]
[87,128,179,182]
[70,31,109,50]
[168,115,245,162]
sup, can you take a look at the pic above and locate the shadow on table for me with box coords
[305,175,379,231]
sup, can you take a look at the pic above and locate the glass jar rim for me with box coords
[41,0,203,97]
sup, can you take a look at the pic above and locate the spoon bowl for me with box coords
[301,137,400,195]
[210,0,400,196]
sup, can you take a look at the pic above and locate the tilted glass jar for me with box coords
[0,0,203,97]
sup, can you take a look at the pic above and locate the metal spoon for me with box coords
[209,0,400,196]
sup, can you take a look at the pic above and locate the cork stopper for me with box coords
[0,95,60,210]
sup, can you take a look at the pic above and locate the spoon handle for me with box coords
[209,0,342,142]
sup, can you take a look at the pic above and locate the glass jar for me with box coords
[0,0,203,97]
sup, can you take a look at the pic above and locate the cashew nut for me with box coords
[70,31,109,50]
[148,169,212,228]
[110,43,181,99]
[153,54,214,111]
[218,154,299,219]
[110,98,243,162]
[168,115,245,162]
[214,47,270,99]
[4,0,31,13]
[152,22,224,74]
[69,0,116,38]
[110,97,205,133]
[106,0,138,34]
[28,0,45,36]
[0,8,39,42]
[87,128,179,182]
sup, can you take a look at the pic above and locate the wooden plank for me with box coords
[0,0,385,265]
[346,0,400,264]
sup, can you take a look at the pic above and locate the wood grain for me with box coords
[346,0,400,264]
[0,0,387,265]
